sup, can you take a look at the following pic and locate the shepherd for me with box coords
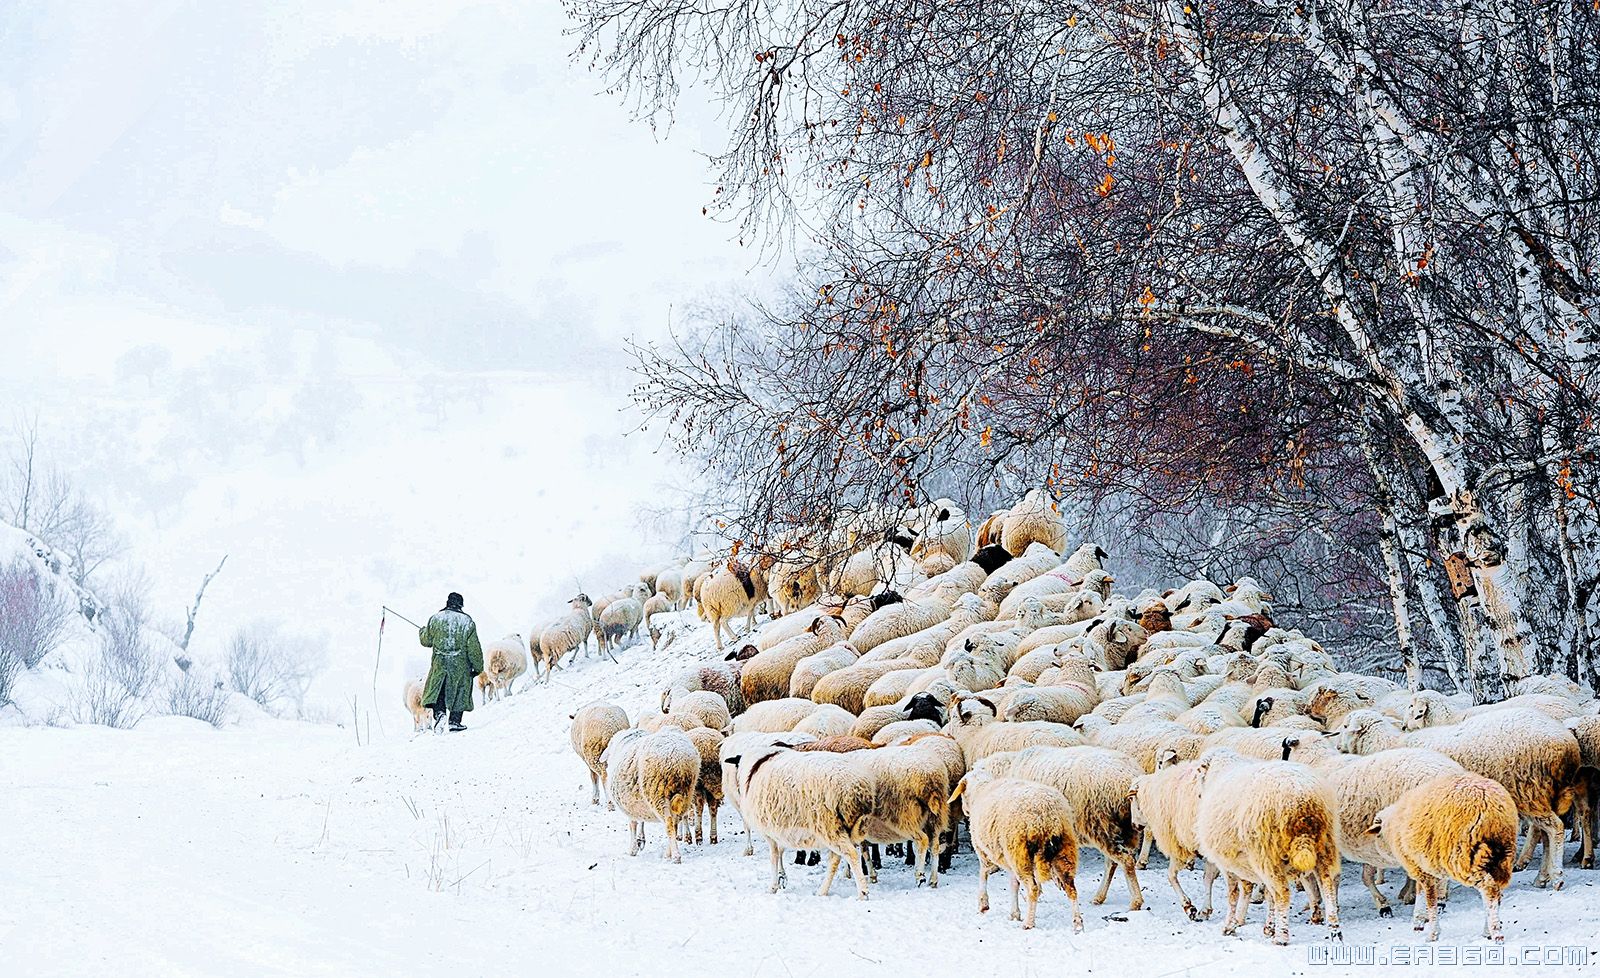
[418,591,484,732]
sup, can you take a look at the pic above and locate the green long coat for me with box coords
[420,609,484,713]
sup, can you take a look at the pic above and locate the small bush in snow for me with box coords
[163,672,231,727]
[0,644,18,707]
[226,623,324,716]
[72,586,161,729]
[0,558,74,669]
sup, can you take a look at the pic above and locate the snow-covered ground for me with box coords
[3,613,1596,978]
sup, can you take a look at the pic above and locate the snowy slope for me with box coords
[2,612,1595,978]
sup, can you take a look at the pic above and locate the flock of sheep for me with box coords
[542,490,1593,946]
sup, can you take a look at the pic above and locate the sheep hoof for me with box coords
[1328,928,1343,943]
[1379,906,1392,918]
[1413,923,1425,932]
[1273,936,1289,947]
[1091,895,1106,906]
[1184,904,1199,922]
[1010,910,1021,922]
[1551,878,1564,891]
[1073,917,1084,934]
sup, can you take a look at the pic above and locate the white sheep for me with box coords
[477,634,528,703]
[633,728,702,863]
[570,701,631,806]
[740,615,849,704]
[403,677,428,732]
[789,642,862,698]
[946,696,1084,764]
[538,594,597,677]
[1194,748,1342,944]
[999,489,1070,556]
[700,558,772,650]
[978,745,1145,911]
[1281,741,1467,917]
[719,730,817,855]
[848,586,961,654]
[669,690,733,732]
[722,744,876,897]
[598,597,645,652]
[1128,757,1217,920]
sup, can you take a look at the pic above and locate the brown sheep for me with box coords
[949,768,1084,931]
[1368,773,1519,943]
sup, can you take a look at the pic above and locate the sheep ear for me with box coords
[948,777,968,804]
[1365,818,1383,835]
[724,754,743,767]
[1156,749,1178,769]
[568,713,577,720]
[973,695,999,715]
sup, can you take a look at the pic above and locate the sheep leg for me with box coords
[849,845,871,899]
[1056,867,1084,934]
[1008,874,1022,922]
[1362,864,1392,917]
[1267,880,1292,946]
[1421,876,1442,942]
[1022,875,1042,930]
[743,825,754,857]
[977,857,993,914]
[1481,885,1504,943]
[708,799,719,845]
[1302,873,1324,924]
[1409,873,1429,930]
[1167,861,1199,921]
[862,844,879,884]
[1515,817,1537,871]
[1321,869,1342,941]
[1118,850,1143,911]
[819,852,841,896]
[1398,875,1416,905]
[1136,830,1153,870]
[1534,814,1565,890]
[1092,857,1115,906]
[1220,876,1239,935]
[767,840,787,893]
[666,812,681,863]
[589,770,601,806]
[1230,879,1254,934]
[1201,860,1218,919]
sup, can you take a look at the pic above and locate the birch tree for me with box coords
[570,0,1600,693]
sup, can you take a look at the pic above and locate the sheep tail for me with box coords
[1471,838,1508,877]
[1289,835,1317,874]
[1555,781,1578,818]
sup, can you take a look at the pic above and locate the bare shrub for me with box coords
[0,645,19,707]
[226,623,326,716]
[162,672,231,727]
[0,558,74,670]
[72,580,161,729]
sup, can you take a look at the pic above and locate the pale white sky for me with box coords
[0,2,775,709]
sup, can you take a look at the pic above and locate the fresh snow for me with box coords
[3,612,1596,977]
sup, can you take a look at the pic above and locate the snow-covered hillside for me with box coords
[2,611,1595,978]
